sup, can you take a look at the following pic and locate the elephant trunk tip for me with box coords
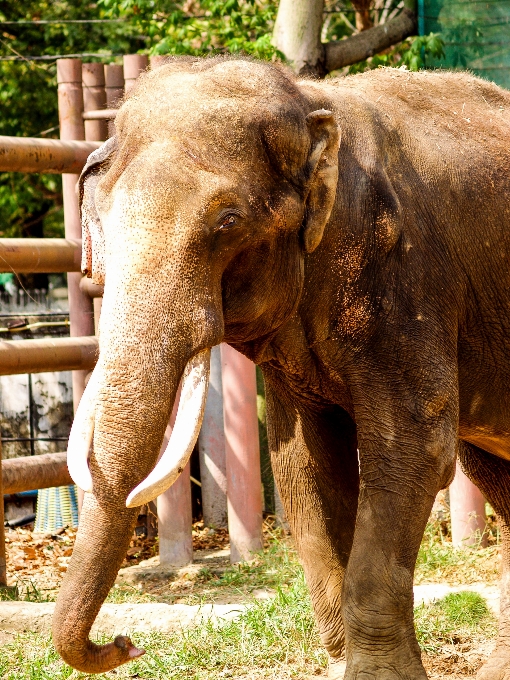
[54,633,145,674]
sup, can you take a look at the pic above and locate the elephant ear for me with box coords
[301,110,341,253]
[78,136,117,285]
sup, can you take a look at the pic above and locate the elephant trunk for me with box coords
[52,492,143,672]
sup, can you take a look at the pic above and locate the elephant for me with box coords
[54,57,510,679]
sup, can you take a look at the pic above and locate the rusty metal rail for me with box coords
[0,136,100,174]
[0,238,82,273]
[2,452,72,495]
[0,336,98,376]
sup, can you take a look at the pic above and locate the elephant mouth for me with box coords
[67,348,211,507]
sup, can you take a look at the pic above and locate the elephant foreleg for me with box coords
[458,442,510,680]
[342,361,458,680]
[264,378,359,669]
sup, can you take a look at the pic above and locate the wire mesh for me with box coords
[421,0,510,88]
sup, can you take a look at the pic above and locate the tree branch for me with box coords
[324,8,417,72]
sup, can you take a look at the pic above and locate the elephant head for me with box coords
[53,57,340,674]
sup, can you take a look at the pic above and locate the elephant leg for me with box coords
[341,365,458,680]
[264,377,359,671]
[458,442,510,680]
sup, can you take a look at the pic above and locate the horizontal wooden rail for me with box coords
[2,452,72,495]
[0,238,82,273]
[82,109,118,120]
[0,336,98,376]
[0,136,101,174]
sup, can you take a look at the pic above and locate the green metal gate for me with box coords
[418,0,510,88]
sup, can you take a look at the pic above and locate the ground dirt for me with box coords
[0,516,504,678]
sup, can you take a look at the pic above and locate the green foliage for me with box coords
[342,32,445,75]
[415,591,496,653]
[98,0,280,60]
[0,0,141,239]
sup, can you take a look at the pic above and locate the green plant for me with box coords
[415,591,496,653]
[98,0,281,60]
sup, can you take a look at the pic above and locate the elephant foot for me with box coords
[477,648,510,680]
[343,653,428,680]
[328,657,346,679]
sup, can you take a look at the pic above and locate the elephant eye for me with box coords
[218,213,238,230]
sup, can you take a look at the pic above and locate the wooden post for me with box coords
[82,62,108,336]
[82,63,108,143]
[450,461,487,547]
[221,344,263,563]
[104,63,124,137]
[123,54,148,94]
[0,439,7,587]
[58,59,95,515]
[198,345,228,528]
[150,55,170,70]
[157,386,193,567]
[57,58,95,417]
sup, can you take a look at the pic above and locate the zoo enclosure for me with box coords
[0,54,264,586]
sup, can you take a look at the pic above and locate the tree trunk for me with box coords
[325,8,417,72]
[272,0,326,77]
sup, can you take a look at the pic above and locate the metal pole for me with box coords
[221,344,263,563]
[157,385,193,567]
[123,54,148,94]
[0,439,7,587]
[450,461,487,547]
[198,345,228,528]
[57,59,95,416]
[0,136,101,174]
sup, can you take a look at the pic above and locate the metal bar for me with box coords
[0,238,81,273]
[2,452,72,495]
[82,109,118,120]
[0,439,7,586]
[28,374,35,457]
[79,277,104,299]
[0,136,100,174]
[2,437,68,442]
[0,336,98,376]
[0,320,70,334]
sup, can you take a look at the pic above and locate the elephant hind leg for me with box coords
[458,442,510,680]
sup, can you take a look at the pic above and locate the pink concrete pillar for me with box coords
[123,54,148,94]
[198,345,228,528]
[221,344,263,563]
[157,386,193,567]
[57,59,95,413]
[450,460,487,547]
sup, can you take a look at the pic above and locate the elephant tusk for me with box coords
[66,368,98,493]
[125,348,211,508]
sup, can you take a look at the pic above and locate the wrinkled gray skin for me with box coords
[53,58,510,680]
